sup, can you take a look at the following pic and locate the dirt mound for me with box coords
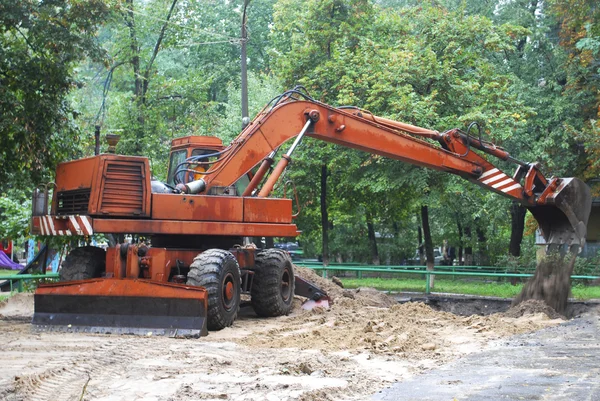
[294,266,345,300]
[0,293,34,320]
[239,298,559,361]
[513,251,575,314]
[293,266,398,310]
[504,299,564,319]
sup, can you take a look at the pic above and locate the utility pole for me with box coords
[241,0,250,129]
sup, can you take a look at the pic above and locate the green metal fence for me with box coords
[295,262,600,294]
[0,273,59,293]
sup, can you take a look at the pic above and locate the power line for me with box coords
[173,39,241,47]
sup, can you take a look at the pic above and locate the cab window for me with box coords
[167,150,187,186]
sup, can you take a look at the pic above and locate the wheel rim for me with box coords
[221,272,237,311]
[280,267,292,302]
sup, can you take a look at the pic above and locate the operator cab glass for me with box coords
[167,150,187,186]
[166,135,251,195]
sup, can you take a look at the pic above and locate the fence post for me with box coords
[425,272,431,294]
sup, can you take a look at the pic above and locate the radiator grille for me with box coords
[100,161,145,215]
[56,189,91,216]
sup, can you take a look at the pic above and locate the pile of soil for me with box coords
[240,268,561,361]
[294,266,397,308]
[504,299,565,319]
[294,266,345,300]
[513,250,576,314]
[0,293,34,320]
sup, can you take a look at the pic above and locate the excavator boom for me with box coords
[182,90,591,248]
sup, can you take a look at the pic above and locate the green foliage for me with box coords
[0,193,31,239]
[0,0,111,192]
[573,252,600,277]
[271,0,540,263]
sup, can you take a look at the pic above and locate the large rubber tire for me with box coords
[251,249,295,317]
[187,249,241,331]
[59,246,106,281]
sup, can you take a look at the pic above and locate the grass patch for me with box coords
[0,269,18,276]
[339,277,600,300]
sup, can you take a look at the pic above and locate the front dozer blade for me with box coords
[32,279,208,337]
[528,177,592,247]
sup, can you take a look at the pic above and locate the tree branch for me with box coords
[142,0,178,98]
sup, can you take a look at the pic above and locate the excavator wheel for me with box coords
[251,248,295,317]
[187,249,241,330]
[59,246,106,282]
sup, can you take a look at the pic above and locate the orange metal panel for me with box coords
[151,194,244,222]
[36,278,208,300]
[55,157,100,192]
[92,219,300,237]
[106,246,122,278]
[91,156,151,217]
[170,135,224,151]
[52,157,100,214]
[144,248,199,281]
[244,198,293,223]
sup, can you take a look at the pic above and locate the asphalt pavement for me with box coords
[373,310,600,401]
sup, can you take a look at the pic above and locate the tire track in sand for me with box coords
[16,336,154,401]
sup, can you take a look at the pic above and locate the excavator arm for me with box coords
[182,90,590,248]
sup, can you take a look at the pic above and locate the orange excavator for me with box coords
[30,88,591,336]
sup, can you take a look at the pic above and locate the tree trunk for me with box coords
[509,201,527,257]
[417,213,424,264]
[320,164,329,266]
[475,219,488,266]
[456,217,464,265]
[125,0,142,99]
[421,205,434,288]
[124,0,144,153]
[366,210,380,265]
[464,225,473,265]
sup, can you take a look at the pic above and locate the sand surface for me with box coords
[0,271,566,401]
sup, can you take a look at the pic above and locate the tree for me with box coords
[271,0,530,264]
[0,0,110,192]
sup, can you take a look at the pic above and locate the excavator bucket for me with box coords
[528,178,592,247]
[32,279,208,337]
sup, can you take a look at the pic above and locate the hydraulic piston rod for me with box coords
[258,118,314,197]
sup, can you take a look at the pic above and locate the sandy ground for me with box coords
[0,270,568,401]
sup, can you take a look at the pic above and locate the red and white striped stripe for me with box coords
[478,168,522,194]
[38,215,93,236]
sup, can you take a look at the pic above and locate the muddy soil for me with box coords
[513,249,576,314]
[0,273,569,401]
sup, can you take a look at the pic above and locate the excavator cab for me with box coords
[167,136,225,186]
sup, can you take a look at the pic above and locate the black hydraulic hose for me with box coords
[457,122,481,157]
[170,149,228,184]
